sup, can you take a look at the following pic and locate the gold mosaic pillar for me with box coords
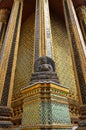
[63,0,86,104]
[21,0,71,129]
[34,0,52,60]
[63,0,86,129]
[0,0,23,127]
[76,6,86,44]
[0,9,9,59]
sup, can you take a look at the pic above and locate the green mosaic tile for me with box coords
[22,101,40,125]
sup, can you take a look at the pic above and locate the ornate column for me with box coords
[0,9,9,58]
[76,6,86,44]
[0,0,23,127]
[34,0,52,60]
[21,0,71,129]
[63,0,86,129]
[63,0,86,103]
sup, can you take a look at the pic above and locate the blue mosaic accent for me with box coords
[40,101,52,124]
[52,103,71,124]
[35,0,40,60]
[40,101,71,125]
[44,0,52,58]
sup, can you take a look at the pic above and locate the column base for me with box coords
[77,105,86,130]
[77,120,86,130]
[21,82,71,130]
[0,106,13,128]
[21,57,71,129]
[0,121,13,128]
[77,127,86,130]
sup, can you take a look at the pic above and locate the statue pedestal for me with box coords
[21,82,72,130]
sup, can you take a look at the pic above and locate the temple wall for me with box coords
[13,13,77,100]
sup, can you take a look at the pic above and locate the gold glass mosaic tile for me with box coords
[13,13,35,99]
[51,14,77,99]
